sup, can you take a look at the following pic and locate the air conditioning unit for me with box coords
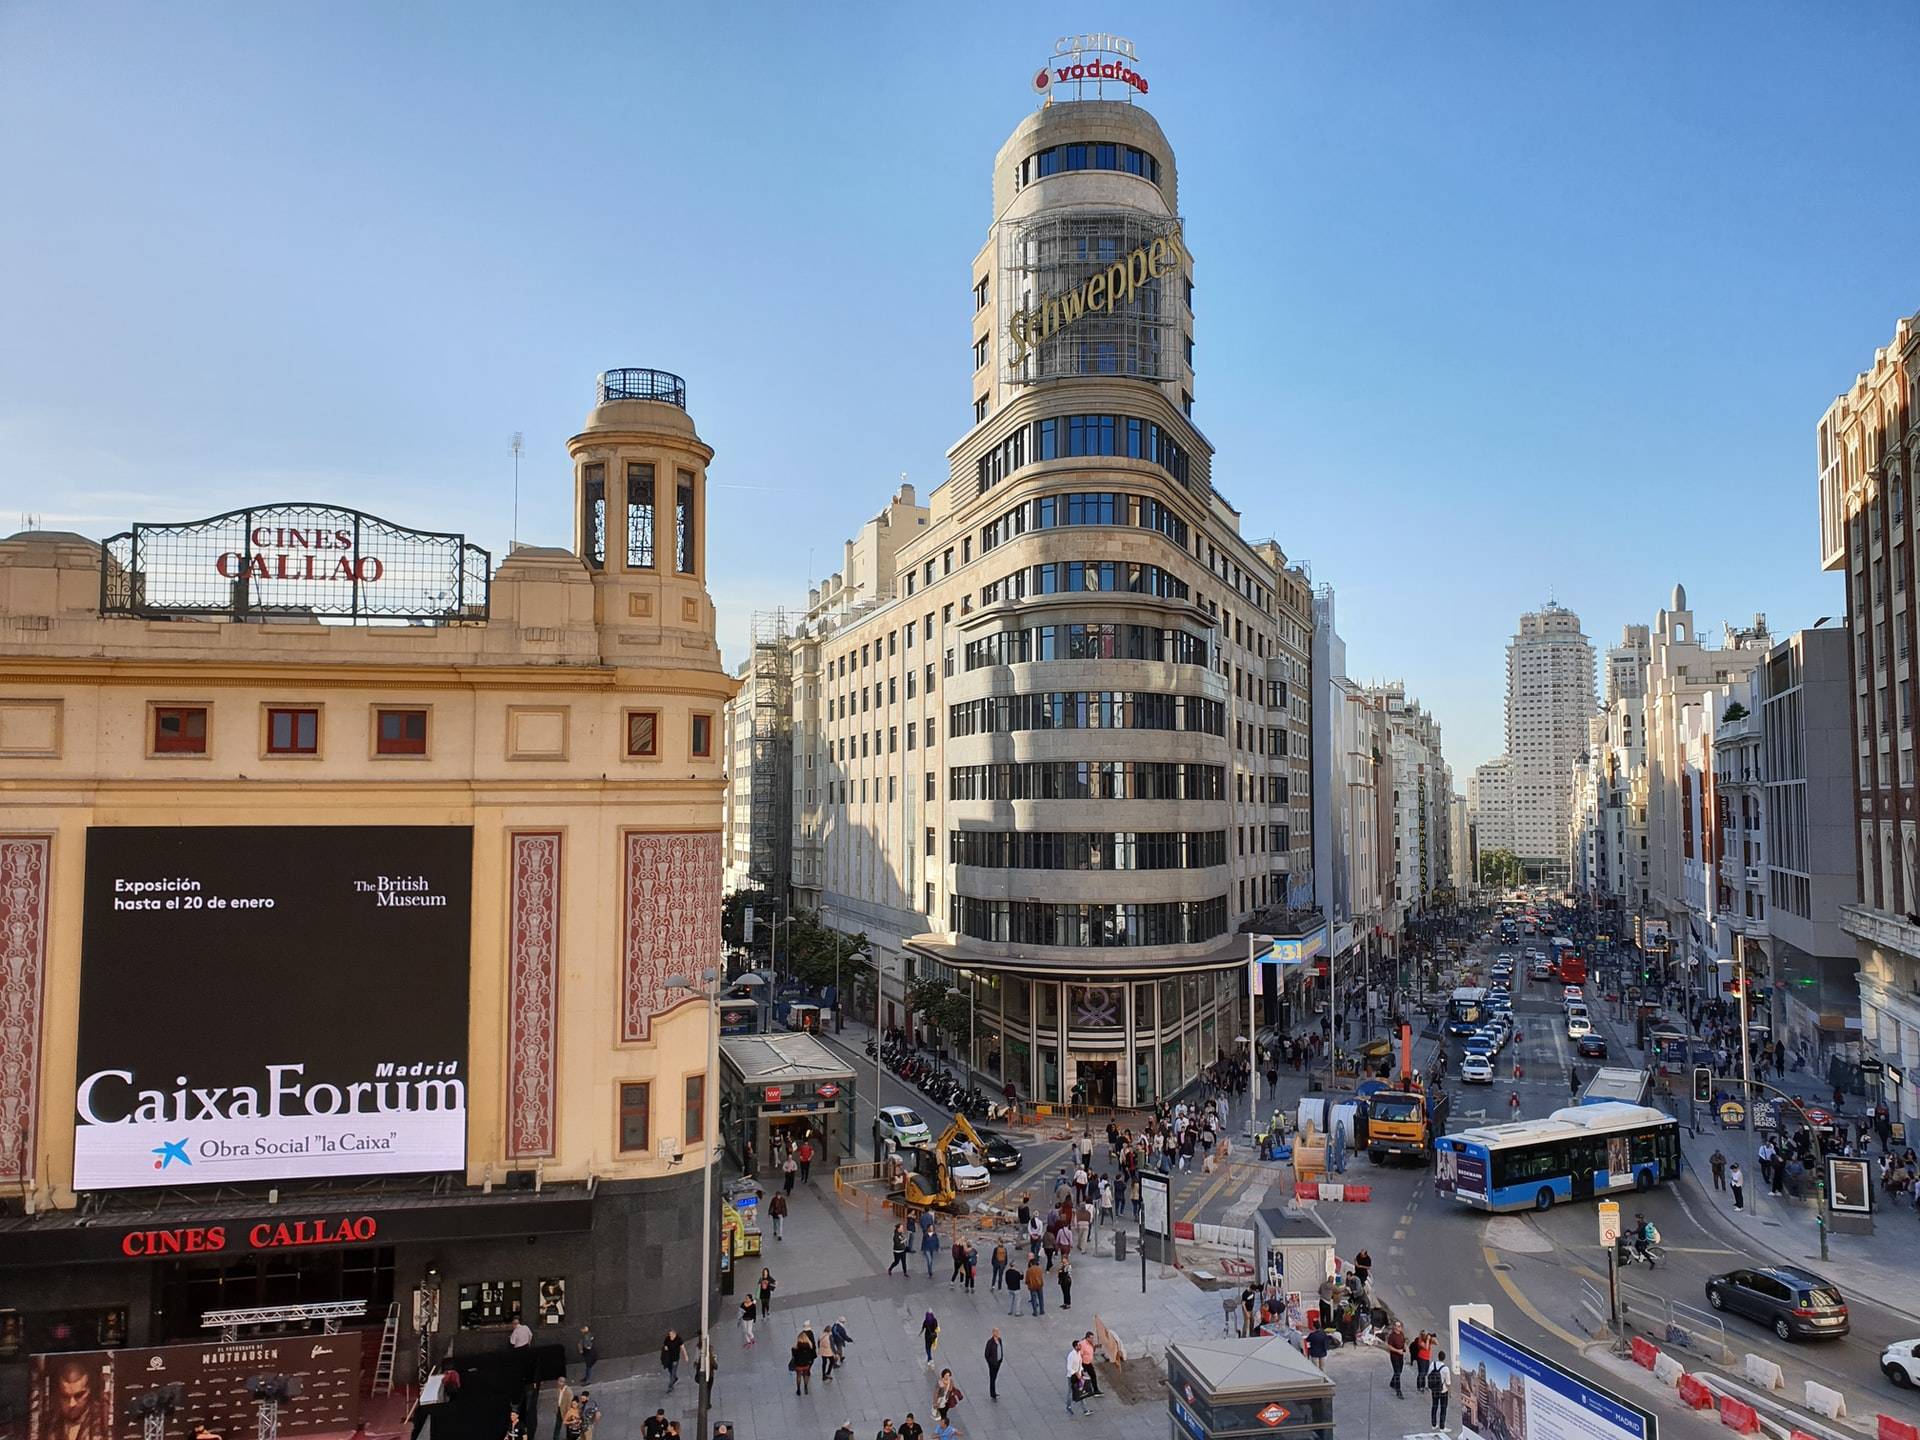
[657,1136,683,1165]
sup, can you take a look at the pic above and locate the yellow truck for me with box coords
[1366,1088,1449,1165]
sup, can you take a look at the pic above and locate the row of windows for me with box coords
[979,559,1189,606]
[1018,141,1162,187]
[616,1076,705,1155]
[144,703,709,760]
[976,414,1193,495]
[979,492,1191,558]
[948,760,1225,801]
[948,691,1225,738]
[582,461,696,574]
[950,829,1227,870]
[964,623,1210,670]
[951,895,1228,948]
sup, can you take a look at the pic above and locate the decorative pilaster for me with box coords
[0,836,50,1186]
[621,832,721,1041]
[505,833,561,1159]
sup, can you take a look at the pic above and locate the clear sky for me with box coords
[3,2,1915,772]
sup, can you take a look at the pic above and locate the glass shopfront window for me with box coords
[1135,1048,1156,1106]
[1007,1036,1030,1093]
[1134,982,1154,1030]
[1181,1025,1198,1083]
[1161,1035,1183,1093]
[1006,976,1031,1021]
[1039,982,1059,1026]
[1041,1045,1060,1103]
[1200,1015,1217,1070]
[1182,974,1200,1015]
[1159,978,1178,1026]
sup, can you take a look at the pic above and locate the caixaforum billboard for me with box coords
[75,826,472,1189]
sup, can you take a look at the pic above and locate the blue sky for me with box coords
[2,2,1914,771]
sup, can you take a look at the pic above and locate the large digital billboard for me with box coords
[1457,1320,1655,1440]
[76,826,472,1189]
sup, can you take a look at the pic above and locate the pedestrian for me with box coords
[1076,1333,1102,1397]
[932,1368,961,1423]
[950,1234,967,1285]
[1413,1329,1433,1391]
[578,1326,597,1384]
[964,1240,978,1293]
[769,1190,788,1241]
[990,1240,1008,1292]
[984,1329,1004,1401]
[921,1309,940,1369]
[1058,1258,1074,1310]
[659,1328,685,1391]
[1351,1247,1372,1297]
[1386,1321,1407,1397]
[1729,1161,1746,1211]
[1305,1323,1330,1372]
[922,1216,941,1278]
[790,1327,816,1396]
[758,1266,776,1316]
[1080,1129,1094,1169]
[819,1323,841,1384]
[1065,1343,1091,1417]
[798,1137,815,1183]
[890,1221,910,1276]
[831,1316,854,1366]
[738,1292,757,1346]
[896,1416,921,1440]
[1026,1256,1046,1315]
[1429,1349,1453,1430]
[1509,1090,1522,1119]
[782,1150,798,1196]
[550,1376,573,1440]
[643,1410,669,1440]
[1709,1149,1726,1191]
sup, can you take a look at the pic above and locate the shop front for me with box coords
[717,1032,855,1174]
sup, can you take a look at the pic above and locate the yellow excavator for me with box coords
[885,1112,987,1213]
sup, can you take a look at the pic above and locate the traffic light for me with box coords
[1692,1066,1712,1105]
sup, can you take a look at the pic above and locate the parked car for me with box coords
[1577,1034,1609,1059]
[946,1144,991,1190]
[1881,1338,1920,1387]
[874,1104,933,1151]
[1461,1052,1495,1084]
[1705,1266,1849,1341]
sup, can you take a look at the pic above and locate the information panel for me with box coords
[75,826,472,1189]
[1458,1320,1655,1440]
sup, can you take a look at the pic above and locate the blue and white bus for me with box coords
[1433,1102,1681,1212]
[1445,986,1490,1036]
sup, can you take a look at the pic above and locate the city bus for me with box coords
[1433,1102,1681,1211]
[1579,1065,1653,1108]
[1445,986,1490,1036]
[1550,936,1586,985]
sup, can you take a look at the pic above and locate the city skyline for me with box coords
[2,3,1915,770]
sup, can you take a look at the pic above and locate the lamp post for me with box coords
[666,969,721,1440]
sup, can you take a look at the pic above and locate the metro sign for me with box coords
[1257,1403,1291,1427]
[817,1083,841,1099]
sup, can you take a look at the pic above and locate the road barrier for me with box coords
[1718,1396,1760,1434]
[1678,1374,1716,1409]
[1880,1417,1920,1440]
[1741,1353,1785,1392]
[1803,1381,1846,1420]
[1629,1337,1659,1369]
[1292,1182,1373,1202]
[1617,1277,1730,1364]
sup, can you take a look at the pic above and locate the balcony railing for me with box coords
[596,367,688,408]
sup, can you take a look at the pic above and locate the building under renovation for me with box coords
[722,609,793,897]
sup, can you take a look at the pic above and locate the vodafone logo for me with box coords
[1033,68,1051,94]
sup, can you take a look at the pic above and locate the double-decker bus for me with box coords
[1550,935,1586,984]
[1433,1102,1680,1211]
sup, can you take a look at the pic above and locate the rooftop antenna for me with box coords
[509,432,524,552]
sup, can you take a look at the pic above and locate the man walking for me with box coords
[1729,1161,1746,1211]
[983,1330,1004,1402]
[1428,1349,1452,1430]
[1064,1343,1090,1418]
[1026,1256,1046,1316]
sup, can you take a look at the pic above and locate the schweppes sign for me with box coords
[1006,224,1186,365]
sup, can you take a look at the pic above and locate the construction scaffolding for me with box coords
[749,610,794,897]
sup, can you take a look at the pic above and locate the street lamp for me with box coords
[665,969,721,1440]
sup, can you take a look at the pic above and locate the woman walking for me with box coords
[738,1293,757,1347]
[789,1327,816,1396]
[932,1368,962,1425]
[818,1322,840,1384]
[921,1309,941,1369]
[659,1328,685,1392]
[758,1267,776,1317]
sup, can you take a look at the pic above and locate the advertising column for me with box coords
[74,826,473,1189]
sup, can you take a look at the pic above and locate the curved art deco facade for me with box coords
[797,98,1315,1109]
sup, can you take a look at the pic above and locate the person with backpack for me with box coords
[1428,1349,1453,1430]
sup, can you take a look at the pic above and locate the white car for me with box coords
[875,1104,933,1151]
[946,1142,991,1190]
[1882,1338,1920,1387]
[1562,985,1585,1005]
[1567,1010,1593,1040]
[1462,1052,1495,1084]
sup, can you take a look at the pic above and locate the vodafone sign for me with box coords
[1033,34,1148,96]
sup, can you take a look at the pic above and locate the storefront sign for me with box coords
[1006,224,1186,365]
[101,503,489,621]
[74,826,472,1190]
[763,1086,785,1103]
[1032,34,1147,96]
[119,1214,378,1258]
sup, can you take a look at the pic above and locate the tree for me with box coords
[1721,701,1750,723]
[1479,848,1523,890]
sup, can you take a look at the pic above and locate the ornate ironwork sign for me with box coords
[101,503,490,621]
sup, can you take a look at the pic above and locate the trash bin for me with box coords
[1113,1229,1128,1261]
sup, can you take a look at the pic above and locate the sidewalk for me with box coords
[558,1153,1408,1440]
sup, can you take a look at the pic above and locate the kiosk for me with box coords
[1166,1336,1334,1440]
